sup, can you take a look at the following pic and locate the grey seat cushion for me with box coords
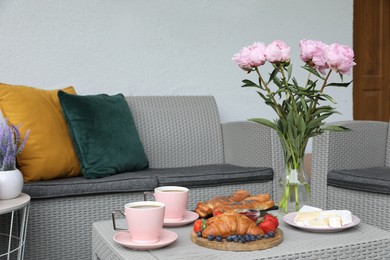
[23,164,273,199]
[328,167,390,195]
[23,171,159,199]
[153,164,273,187]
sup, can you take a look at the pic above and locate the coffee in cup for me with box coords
[144,186,189,221]
[112,201,165,244]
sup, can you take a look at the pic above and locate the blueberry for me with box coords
[256,235,262,240]
[233,237,239,243]
[240,237,246,243]
[226,236,233,242]
[245,234,251,242]
[231,235,237,239]
[250,235,256,241]
[268,231,275,237]
[207,235,215,241]
[216,236,222,242]
[197,231,202,237]
[263,234,269,239]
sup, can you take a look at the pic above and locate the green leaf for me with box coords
[287,64,293,81]
[277,119,286,133]
[306,80,318,91]
[298,115,306,134]
[292,77,299,87]
[321,125,350,132]
[320,94,336,103]
[241,79,259,88]
[310,106,335,117]
[256,91,269,103]
[302,65,325,80]
[273,76,283,88]
[249,118,280,133]
[325,80,352,88]
[268,67,279,84]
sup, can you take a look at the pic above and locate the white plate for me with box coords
[283,212,360,233]
[113,229,178,250]
[163,210,199,227]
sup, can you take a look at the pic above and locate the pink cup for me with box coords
[112,201,165,244]
[144,186,189,221]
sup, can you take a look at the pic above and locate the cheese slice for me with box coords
[328,216,342,228]
[308,219,328,227]
[337,210,353,225]
[318,210,338,226]
[294,205,322,224]
[321,210,352,226]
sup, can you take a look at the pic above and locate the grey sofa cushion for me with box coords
[154,164,273,187]
[328,167,390,195]
[23,164,273,199]
[23,171,159,199]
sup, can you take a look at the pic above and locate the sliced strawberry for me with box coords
[237,210,262,222]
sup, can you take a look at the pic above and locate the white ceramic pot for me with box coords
[0,169,24,200]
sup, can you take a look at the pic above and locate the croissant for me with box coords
[202,212,264,238]
[195,190,274,218]
[215,199,275,213]
[195,190,250,218]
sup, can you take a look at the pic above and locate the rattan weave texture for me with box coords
[125,96,224,168]
[222,121,284,200]
[312,120,390,231]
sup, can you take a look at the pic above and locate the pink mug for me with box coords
[112,201,165,244]
[144,186,189,221]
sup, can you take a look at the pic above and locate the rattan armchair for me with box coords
[311,120,390,231]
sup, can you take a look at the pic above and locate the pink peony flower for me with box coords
[326,43,356,74]
[265,40,290,63]
[233,42,267,71]
[300,39,329,74]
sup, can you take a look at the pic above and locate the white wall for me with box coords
[0,0,353,150]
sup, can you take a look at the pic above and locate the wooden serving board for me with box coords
[190,228,283,251]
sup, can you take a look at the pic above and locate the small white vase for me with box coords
[0,169,24,200]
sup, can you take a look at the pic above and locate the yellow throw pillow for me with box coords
[0,83,81,182]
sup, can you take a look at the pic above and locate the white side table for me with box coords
[0,193,30,260]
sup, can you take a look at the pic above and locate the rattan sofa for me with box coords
[311,120,390,231]
[13,96,285,260]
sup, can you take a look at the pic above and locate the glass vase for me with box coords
[278,156,311,214]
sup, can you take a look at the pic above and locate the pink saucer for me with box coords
[163,210,199,227]
[113,229,178,250]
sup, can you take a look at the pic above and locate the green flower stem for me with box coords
[278,155,311,214]
[279,65,297,111]
[309,69,333,113]
[319,69,333,93]
[305,72,312,88]
[254,67,284,118]
[282,134,300,169]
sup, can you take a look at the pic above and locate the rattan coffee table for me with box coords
[92,212,390,260]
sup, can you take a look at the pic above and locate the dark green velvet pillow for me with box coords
[58,91,149,178]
